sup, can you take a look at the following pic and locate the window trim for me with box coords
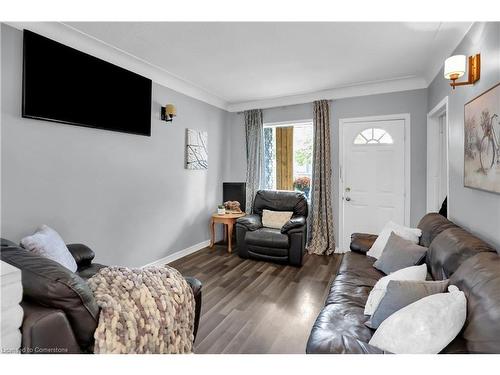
[262,119,314,196]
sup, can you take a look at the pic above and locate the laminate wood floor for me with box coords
[170,245,342,354]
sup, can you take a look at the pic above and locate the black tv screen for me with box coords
[22,30,152,136]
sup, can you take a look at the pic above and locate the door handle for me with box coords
[345,196,351,202]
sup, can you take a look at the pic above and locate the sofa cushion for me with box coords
[306,303,377,354]
[417,212,458,248]
[426,227,496,280]
[449,252,500,353]
[245,227,289,248]
[0,245,99,351]
[325,252,383,307]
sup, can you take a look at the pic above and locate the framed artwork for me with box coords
[464,82,500,194]
[185,128,208,170]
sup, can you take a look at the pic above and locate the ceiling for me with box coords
[59,22,472,111]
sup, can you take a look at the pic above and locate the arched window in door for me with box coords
[353,128,394,145]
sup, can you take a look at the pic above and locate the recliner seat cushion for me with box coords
[245,227,289,248]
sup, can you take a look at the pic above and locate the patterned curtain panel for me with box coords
[307,100,336,255]
[244,109,264,213]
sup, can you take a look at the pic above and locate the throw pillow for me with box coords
[369,285,467,354]
[364,264,427,315]
[373,232,428,274]
[21,225,78,272]
[367,221,422,259]
[366,279,449,329]
[262,210,293,230]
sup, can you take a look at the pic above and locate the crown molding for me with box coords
[4,22,441,114]
[4,22,230,111]
[226,76,428,112]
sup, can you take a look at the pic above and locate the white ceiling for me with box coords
[58,22,471,110]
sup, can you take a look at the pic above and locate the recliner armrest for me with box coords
[236,214,262,231]
[350,233,378,254]
[66,244,95,268]
[281,216,306,234]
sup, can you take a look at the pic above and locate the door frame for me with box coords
[338,113,411,251]
[426,96,449,217]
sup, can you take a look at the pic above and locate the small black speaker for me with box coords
[223,182,246,212]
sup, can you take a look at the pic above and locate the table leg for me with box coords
[227,221,234,253]
[223,224,228,243]
[209,219,215,249]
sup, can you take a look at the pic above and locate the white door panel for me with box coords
[341,119,406,251]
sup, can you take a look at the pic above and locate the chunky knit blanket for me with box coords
[88,266,195,354]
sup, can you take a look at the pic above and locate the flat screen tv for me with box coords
[22,30,152,136]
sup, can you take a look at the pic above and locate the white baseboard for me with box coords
[142,240,210,268]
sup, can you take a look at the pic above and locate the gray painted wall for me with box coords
[428,22,500,249]
[1,24,228,267]
[227,89,428,249]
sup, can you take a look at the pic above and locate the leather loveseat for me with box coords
[0,238,202,354]
[236,190,308,267]
[306,213,500,354]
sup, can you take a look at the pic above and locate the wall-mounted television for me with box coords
[22,30,152,136]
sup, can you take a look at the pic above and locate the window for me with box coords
[354,127,393,145]
[263,122,313,199]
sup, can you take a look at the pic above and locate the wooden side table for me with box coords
[209,212,246,253]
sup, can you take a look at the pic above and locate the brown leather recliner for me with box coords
[306,213,500,354]
[236,190,308,267]
[0,238,202,354]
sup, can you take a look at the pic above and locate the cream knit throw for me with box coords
[88,266,195,354]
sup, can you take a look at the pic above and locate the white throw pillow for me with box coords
[21,225,77,272]
[369,285,467,354]
[367,221,422,259]
[364,264,427,315]
[261,210,293,230]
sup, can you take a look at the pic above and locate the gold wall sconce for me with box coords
[161,104,176,122]
[444,54,481,89]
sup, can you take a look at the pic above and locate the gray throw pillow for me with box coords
[366,279,449,329]
[373,232,427,274]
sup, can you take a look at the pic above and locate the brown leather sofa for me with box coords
[306,213,500,354]
[0,238,202,354]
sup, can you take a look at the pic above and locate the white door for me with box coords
[340,119,407,251]
[426,98,449,214]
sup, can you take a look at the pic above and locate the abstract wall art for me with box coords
[185,128,208,170]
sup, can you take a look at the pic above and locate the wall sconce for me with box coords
[444,54,481,89]
[161,104,176,122]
